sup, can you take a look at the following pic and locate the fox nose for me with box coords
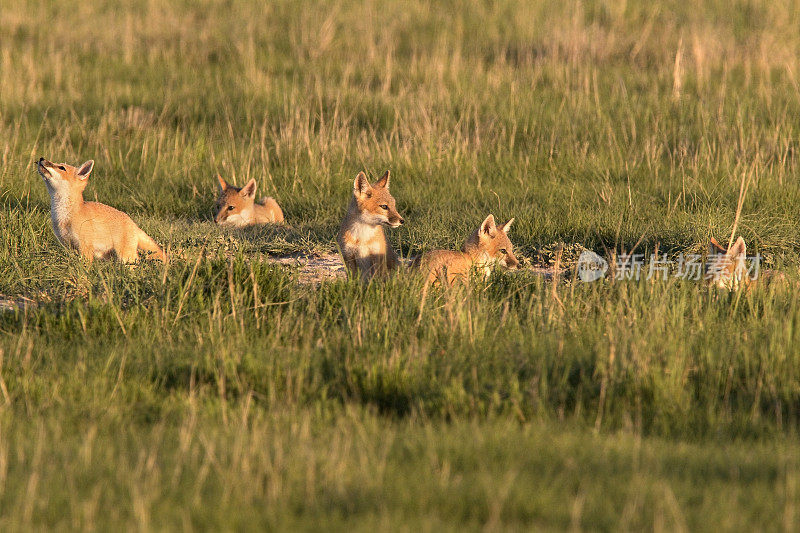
[398,217,404,225]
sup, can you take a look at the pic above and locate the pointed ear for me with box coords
[500,218,514,234]
[727,236,746,259]
[354,171,371,198]
[374,170,390,189]
[240,178,257,199]
[76,160,94,180]
[709,236,727,255]
[216,174,229,191]
[480,214,497,237]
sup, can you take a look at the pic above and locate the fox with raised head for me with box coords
[412,214,519,286]
[337,170,404,281]
[214,175,284,226]
[36,157,166,263]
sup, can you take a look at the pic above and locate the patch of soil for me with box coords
[266,253,567,284]
[268,252,347,284]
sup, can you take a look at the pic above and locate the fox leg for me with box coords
[366,254,395,279]
[423,270,439,288]
[365,256,388,281]
[117,237,140,264]
[79,244,95,264]
[385,248,401,272]
[342,255,360,279]
[136,229,167,262]
[358,259,373,282]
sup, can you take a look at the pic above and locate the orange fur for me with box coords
[337,170,404,281]
[412,214,519,286]
[214,175,284,226]
[36,158,166,263]
[706,236,749,289]
[705,236,787,289]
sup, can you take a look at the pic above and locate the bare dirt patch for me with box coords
[266,253,569,284]
[268,252,347,284]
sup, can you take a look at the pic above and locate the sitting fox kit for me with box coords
[214,175,284,226]
[37,158,166,263]
[413,214,519,286]
[337,170,404,281]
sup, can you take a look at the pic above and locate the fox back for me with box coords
[337,170,404,280]
[36,158,165,263]
[214,175,284,226]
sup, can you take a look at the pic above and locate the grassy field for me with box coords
[2,0,800,529]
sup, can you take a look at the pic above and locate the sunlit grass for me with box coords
[1,0,800,529]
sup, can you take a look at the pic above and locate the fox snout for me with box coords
[214,207,232,225]
[388,214,405,227]
[37,157,53,177]
[504,253,520,270]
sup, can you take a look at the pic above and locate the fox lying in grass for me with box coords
[36,158,166,263]
[412,214,519,286]
[214,175,284,226]
[337,170,404,281]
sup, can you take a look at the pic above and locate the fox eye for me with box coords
[227,205,235,211]
[58,165,66,171]
[500,249,507,255]
[380,204,389,210]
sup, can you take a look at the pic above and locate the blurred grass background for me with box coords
[2,0,800,529]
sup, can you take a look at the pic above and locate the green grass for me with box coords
[2,0,800,529]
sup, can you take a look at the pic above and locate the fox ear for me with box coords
[727,236,746,259]
[217,174,229,191]
[76,160,94,180]
[374,170,390,190]
[480,214,497,237]
[500,218,514,234]
[240,178,257,199]
[354,171,371,198]
[709,236,727,255]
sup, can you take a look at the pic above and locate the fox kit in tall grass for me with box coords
[214,175,284,226]
[706,236,749,290]
[412,214,519,286]
[36,158,166,263]
[337,170,404,281]
[707,236,787,289]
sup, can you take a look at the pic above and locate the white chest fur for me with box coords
[472,251,495,280]
[344,221,384,256]
[49,196,76,246]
